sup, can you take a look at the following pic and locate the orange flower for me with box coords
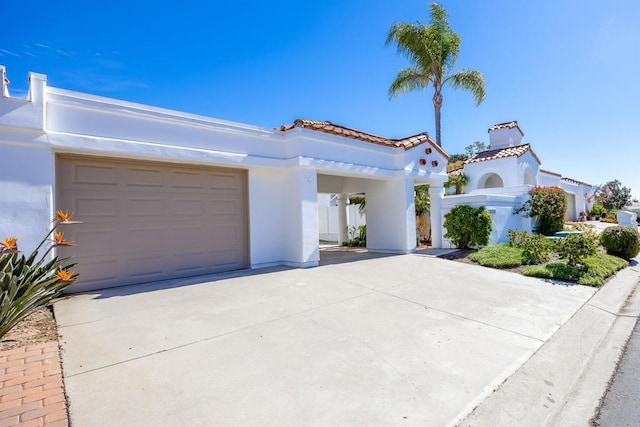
[55,268,75,282]
[51,231,75,246]
[1,237,17,250]
[55,210,74,223]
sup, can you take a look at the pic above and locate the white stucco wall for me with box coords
[365,177,416,253]
[247,168,285,268]
[441,193,532,247]
[1,68,450,276]
[538,171,562,187]
[465,157,517,190]
[0,144,54,253]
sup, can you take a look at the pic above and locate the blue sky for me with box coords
[3,0,639,198]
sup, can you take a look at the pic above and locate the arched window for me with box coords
[480,173,504,189]
[524,170,535,185]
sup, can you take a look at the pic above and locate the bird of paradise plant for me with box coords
[0,210,80,339]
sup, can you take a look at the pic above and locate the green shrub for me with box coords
[600,226,640,260]
[554,232,599,265]
[1,211,79,339]
[590,204,606,218]
[468,244,523,268]
[444,205,492,249]
[516,186,568,235]
[508,229,551,264]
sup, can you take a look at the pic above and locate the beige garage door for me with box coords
[565,193,577,221]
[57,155,248,292]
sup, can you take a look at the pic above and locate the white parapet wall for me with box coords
[617,211,639,231]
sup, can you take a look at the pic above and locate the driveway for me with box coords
[55,254,595,426]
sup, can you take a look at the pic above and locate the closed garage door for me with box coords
[57,155,248,292]
[565,193,577,221]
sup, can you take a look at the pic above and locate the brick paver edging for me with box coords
[0,341,68,427]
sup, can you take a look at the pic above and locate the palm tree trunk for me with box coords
[433,91,443,147]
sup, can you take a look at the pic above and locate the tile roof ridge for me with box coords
[277,118,443,153]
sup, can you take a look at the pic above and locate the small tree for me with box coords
[444,205,492,248]
[349,196,366,215]
[444,173,469,195]
[415,185,430,216]
[516,186,568,235]
[594,180,633,210]
[386,3,486,147]
[464,141,488,158]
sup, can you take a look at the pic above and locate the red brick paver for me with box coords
[0,342,68,427]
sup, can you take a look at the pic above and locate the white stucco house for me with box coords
[441,121,593,246]
[0,67,452,292]
[0,67,595,291]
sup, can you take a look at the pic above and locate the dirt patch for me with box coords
[1,306,58,351]
[439,249,531,275]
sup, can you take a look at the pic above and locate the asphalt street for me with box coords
[595,317,640,426]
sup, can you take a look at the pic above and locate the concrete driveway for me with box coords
[55,254,596,426]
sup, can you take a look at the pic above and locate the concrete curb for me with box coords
[459,261,640,426]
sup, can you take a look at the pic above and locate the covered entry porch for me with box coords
[316,172,447,257]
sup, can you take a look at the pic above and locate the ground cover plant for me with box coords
[467,243,523,268]
[523,253,627,286]
[463,228,630,287]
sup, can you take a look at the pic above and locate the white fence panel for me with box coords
[318,205,366,241]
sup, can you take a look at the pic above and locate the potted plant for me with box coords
[579,211,588,222]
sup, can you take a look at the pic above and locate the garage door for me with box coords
[57,155,248,292]
[565,193,577,221]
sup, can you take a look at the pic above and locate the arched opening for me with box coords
[480,173,504,189]
[524,170,535,185]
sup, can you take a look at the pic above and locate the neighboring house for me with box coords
[441,121,593,246]
[0,67,450,292]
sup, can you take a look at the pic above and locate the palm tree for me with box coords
[444,173,469,195]
[386,3,486,147]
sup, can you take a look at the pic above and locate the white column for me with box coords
[1,66,9,97]
[365,177,416,253]
[337,193,348,245]
[428,185,445,248]
[248,168,285,268]
[281,168,319,268]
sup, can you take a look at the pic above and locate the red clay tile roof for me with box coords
[465,143,541,165]
[277,119,448,157]
[562,177,592,187]
[539,168,562,177]
[488,121,524,136]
